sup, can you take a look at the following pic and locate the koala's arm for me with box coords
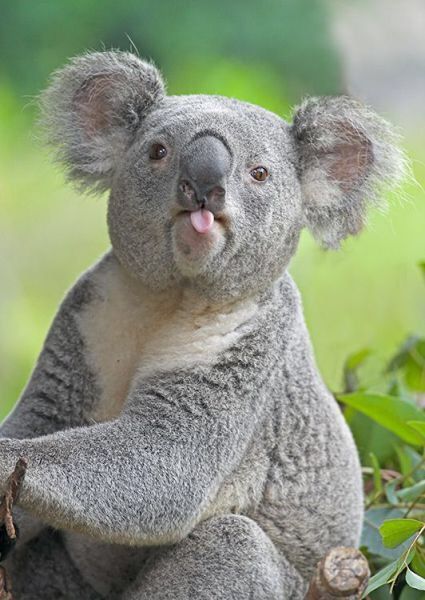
[0,321,271,546]
[0,272,98,544]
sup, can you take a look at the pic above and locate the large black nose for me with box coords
[177,135,231,212]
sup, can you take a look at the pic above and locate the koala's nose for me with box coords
[177,135,231,213]
[178,179,226,212]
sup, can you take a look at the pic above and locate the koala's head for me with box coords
[41,51,405,301]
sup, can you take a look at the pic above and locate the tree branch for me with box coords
[0,458,28,600]
[305,547,370,599]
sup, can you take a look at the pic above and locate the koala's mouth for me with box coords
[172,208,228,269]
[175,209,228,234]
[189,209,214,234]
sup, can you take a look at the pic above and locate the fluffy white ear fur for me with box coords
[39,51,165,194]
[292,96,407,247]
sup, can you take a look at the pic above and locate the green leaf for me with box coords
[380,519,423,548]
[388,380,418,405]
[387,337,425,392]
[338,393,425,445]
[406,566,425,590]
[363,559,401,596]
[346,348,372,371]
[388,337,422,372]
[401,447,425,483]
[385,479,400,505]
[363,548,416,597]
[348,410,399,465]
[370,584,392,599]
[362,508,410,559]
[397,480,425,502]
[343,348,371,392]
[408,421,425,439]
[405,343,425,392]
[411,551,425,578]
[399,584,425,599]
[395,445,414,477]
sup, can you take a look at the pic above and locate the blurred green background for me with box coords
[1,0,424,420]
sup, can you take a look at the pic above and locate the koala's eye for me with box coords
[149,143,168,160]
[250,166,269,182]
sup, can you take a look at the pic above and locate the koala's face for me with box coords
[108,96,302,298]
[41,52,403,301]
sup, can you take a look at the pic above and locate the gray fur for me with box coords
[0,51,405,598]
[292,95,406,247]
[39,51,165,194]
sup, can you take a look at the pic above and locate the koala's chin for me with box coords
[172,214,227,278]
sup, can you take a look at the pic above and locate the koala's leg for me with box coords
[120,515,307,600]
[6,529,101,600]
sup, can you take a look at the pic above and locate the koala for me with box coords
[0,51,404,599]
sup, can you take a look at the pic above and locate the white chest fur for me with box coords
[78,260,258,422]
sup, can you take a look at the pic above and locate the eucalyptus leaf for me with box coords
[405,566,425,590]
[401,447,425,483]
[379,519,423,549]
[408,421,425,439]
[404,346,425,392]
[388,337,422,372]
[370,584,392,599]
[397,480,425,502]
[395,445,414,477]
[362,508,410,559]
[338,393,425,445]
[363,548,416,597]
[343,348,371,392]
[411,551,425,578]
[348,411,399,465]
[399,584,425,599]
[385,479,399,505]
[363,559,401,596]
[387,337,425,392]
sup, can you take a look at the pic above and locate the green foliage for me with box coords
[339,393,425,446]
[408,422,425,439]
[365,549,415,596]
[0,0,341,103]
[388,337,425,393]
[399,586,425,600]
[339,271,425,597]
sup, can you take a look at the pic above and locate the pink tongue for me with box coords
[190,209,214,234]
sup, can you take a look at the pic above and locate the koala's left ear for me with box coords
[291,96,406,247]
[40,51,165,193]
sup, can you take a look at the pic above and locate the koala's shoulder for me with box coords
[59,252,116,315]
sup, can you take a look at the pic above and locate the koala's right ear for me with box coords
[39,51,165,193]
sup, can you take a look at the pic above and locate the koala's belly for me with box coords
[251,395,364,577]
[202,387,362,578]
[78,256,257,422]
